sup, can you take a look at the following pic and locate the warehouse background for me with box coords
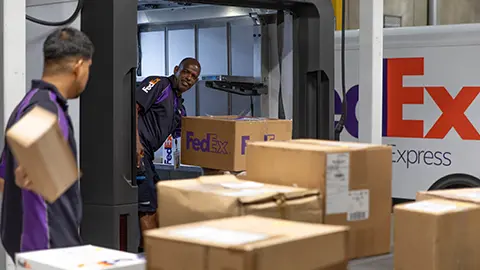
[343,0,480,29]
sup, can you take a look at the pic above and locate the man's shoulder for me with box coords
[25,89,60,114]
[139,76,171,93]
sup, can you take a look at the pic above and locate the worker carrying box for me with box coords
[145,215,349,270]
[157,174,323,227]
[180,116,292,171]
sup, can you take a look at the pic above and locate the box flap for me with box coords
[145,215,347,251]
[291,139,386,150]
[247,140,349,153]
[158,175,320,204]
[183,115,288,122]
[417,188,480,204]
[396,199,478,215]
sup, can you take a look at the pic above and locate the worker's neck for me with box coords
[41,75,71,100]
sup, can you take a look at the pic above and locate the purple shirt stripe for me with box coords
[21,190,49,251]
[20,90,69,252]
[16,89,48,251]
[0,150,5,179]
[154,84,172,105]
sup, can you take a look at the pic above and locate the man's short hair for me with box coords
[43,27,94,63]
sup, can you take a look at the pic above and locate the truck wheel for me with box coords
[429,174,480,191]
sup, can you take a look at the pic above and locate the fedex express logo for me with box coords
[185,131,276,155]
[334,57,480,168]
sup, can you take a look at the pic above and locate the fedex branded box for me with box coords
[181,116,292,171]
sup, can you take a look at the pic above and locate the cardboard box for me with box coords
[145,215,349,270]
[245,139,392,259]
[157,175,322,227]
[181,116,292,171]
[6,106,79,203]
[16,245,145,270]
[394,199,480,270]
[417,188,480,203]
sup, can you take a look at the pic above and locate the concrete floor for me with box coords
[350,254,393,269]
[348,214,395,269]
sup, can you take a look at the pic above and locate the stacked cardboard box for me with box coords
[145,215,349,270]
[394,198,480,269]
[244,139,392,259]
[157,174,323,227]
[180,116,292,171]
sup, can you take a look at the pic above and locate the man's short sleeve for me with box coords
[20,98,68,140]
[136,76,167,112]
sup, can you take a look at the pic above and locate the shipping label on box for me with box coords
[181,116,292,171]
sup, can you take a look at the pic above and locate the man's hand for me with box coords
[15,166,33,190]
[136,140,144,168]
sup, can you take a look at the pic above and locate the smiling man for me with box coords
[135,57,201,251]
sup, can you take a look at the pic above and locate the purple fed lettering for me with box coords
[185,131,228,154]
[241,135,250,155]
[241,134,277,155]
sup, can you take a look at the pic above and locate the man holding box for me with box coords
[135,58,201,251]
[0,27,94,259]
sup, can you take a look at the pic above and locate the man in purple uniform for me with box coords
[135,58,201,251]
[0,27,94,259]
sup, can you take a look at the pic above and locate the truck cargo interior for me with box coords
[77,0,336,253]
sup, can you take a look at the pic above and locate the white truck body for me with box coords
[334,24,480,200]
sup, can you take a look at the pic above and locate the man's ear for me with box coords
[73,59,84,76]
[174,65,179,74]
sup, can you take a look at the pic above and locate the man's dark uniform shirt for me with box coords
[136,75,186,212]
[0,80,82,259]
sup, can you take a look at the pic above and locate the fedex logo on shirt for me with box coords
[185,131,228,154]
[335,57,480,140]
[241,134,276,155]
[142,78,161,94]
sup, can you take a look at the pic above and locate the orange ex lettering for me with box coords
[335,57,480,140]
[387,57,480,140]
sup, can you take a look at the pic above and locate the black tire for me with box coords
[429,174,480,191]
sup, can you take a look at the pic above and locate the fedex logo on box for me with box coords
[163,135,173,164]
[185,131,228,154]
[241,134,276,155]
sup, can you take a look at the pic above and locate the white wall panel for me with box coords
[140,31,165,77]
[230,24,260,116]
[198,26,228,116]
[167,28,196,116]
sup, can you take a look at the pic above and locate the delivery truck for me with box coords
[334,23,480,202]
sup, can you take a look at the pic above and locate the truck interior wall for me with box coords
[139,18,261,117]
